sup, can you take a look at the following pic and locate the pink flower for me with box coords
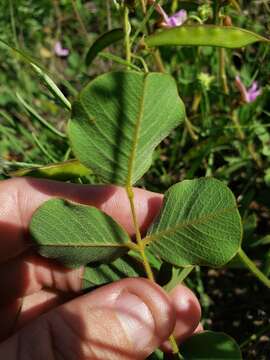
[54,41,69,57]
[235,76,262,103]
[163,9,187,28]
[151,0,187,28]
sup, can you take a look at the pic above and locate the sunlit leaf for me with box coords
[145,25,269,49]
[181,331,242,359]
[9,160,91,181]
[30,199,130,267]
[68,71,185,185]
[145,178,242,267]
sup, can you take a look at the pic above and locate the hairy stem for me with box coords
[126,185,182,356]
[126,186,155,281]
[238,248,270,288]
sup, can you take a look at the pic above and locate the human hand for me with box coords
[0,178,201,359]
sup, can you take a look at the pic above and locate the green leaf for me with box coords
[0,39,73,109]
[145,25,269,49]
[83,255,145,289]
[145,178,242,267]
[16,92,66,138]
[163,266,194,292]
[68,71,185,185]
[30,199,130,267]
[85,28,124,66]
[181,331,242,359]
[147,349,164,360]
[9,160,91,181]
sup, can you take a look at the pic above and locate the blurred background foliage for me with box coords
[0,0,269,358]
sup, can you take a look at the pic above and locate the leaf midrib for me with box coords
[144,206,238,245]
[40,243,129,248]
[126,73,147,186]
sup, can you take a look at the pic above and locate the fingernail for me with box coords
[115,290,155,352]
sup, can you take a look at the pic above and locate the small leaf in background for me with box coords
[30,199,131,267]
[163,265,194,292]
[68,71,185,185]
[145,25,269,49]
[83,255,145,289]
[181,331,242,359]
[85,28,124,66]
[9,159,91,181]
[147,349,164,360]
[0,39,74,108]
[146,178,242,267]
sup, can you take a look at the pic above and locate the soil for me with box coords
[202,268,270,360]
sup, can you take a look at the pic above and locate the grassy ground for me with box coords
[0,1,270,358]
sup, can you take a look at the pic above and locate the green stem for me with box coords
[123,5,131,64]
[231,110,245,140]
[219,48,229,94]
[9,0,18,47]
[126,186,182,357]
[238,248,270,288]
[140,0,147,14]
[131,54,149,72]
[185,117,198,141]
[131,0,161,46]
[126,186,154,281]
[152,49,165,73]
[32,132,57,163]
[172,0,178,13]
[71,0,88,37]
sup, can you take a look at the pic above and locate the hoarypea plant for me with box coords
[4,1,270,359]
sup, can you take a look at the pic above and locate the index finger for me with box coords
[0,178,163,263]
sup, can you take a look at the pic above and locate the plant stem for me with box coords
[125,185,182,356]
[231,111,245,140]
[185,117,198,141]
[219,48,229,94]
[169,335,184,359]
[131,54,149,72]
[71,0,88,37]
[123,5,131,64]
[136,0,165,73]
[172,0,178,13]
[231,111,262,168]
[126,186,155,281]
[238,248,270,288]
[32,132,57,163]
[140,0,147,14]
[152,50,166,72]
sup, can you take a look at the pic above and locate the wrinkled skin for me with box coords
[0,178,202,359]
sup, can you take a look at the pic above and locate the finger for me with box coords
[161,284,201,352]
[0,178,162,262]
[1,285,202,346]
[0,253,83,306]
[0,289,67,342]
[0,278,175,360]
[17,289,71,329]
[194,323,204,334]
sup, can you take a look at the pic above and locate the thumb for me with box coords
[0,278,175,360]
